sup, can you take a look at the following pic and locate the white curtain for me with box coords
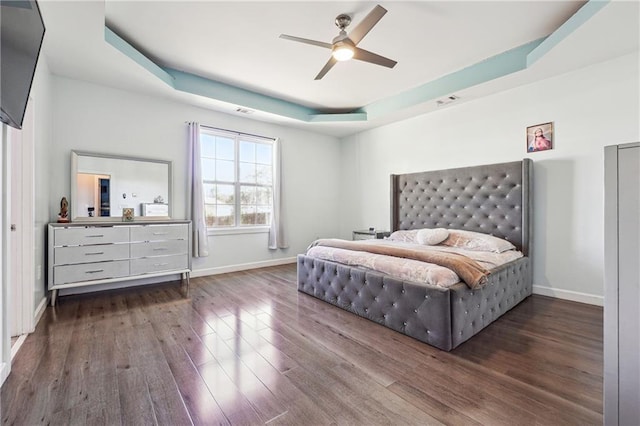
[187,122,209,257]
[269,138,288,249]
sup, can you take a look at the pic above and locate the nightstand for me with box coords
[352,229,390,240]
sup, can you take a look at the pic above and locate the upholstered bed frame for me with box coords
[297,160,532,351]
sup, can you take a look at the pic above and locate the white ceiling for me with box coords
[39,1,639,137]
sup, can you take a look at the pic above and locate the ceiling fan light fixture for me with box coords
[332,41,354,61]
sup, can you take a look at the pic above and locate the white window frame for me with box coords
[200,127,275,236]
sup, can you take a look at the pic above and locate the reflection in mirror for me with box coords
[76,173,110,217]
[71,151,172,221]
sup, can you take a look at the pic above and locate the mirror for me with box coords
[71,151,172,221]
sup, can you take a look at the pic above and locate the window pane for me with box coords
[255,187,272,205]
[216,137,234,160]
[200,131,275,230]
[240,205,256,225]
[216,159,234,181]
[256,164,272,185]
[204,204,216,227]
[256,206,271,225]
[216,205,235,226]
[202,158,216,181]
[239,141,256,162]
[240,186,256,205]
[203,183,216,203]
[239,162,256,183]
[256,144,272,165]
[201,134,216,157]
[216,184,234,204]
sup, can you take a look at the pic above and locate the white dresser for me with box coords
[48,220,191,306]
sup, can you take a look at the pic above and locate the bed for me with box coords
[297,159,532,351]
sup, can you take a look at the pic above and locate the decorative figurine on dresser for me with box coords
[47,220,192,306]
[57,197,70,223]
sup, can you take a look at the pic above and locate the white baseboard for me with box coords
[10,334,27,361]
[533,285,603,306]
[0,362,9,386]
[191,257,297,278]
[34,297,47,329]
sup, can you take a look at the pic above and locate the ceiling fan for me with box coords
[279,4,397,80]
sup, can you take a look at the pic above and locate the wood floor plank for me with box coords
[196,359,264,425]
[117,366,158,425]
[2,264,604,425]
[155,330,230,425]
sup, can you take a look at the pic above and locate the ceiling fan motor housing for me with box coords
[335,14,351,30]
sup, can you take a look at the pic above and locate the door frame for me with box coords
[1,124,10,385]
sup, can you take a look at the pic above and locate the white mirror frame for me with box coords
[70,151,173,222]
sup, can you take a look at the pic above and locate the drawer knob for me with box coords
[153,248,168,251]
[85,269,104,274]
[85,234,104,238]
[153,232,169,235]
[85,252,104,256]
[153,263,169,267]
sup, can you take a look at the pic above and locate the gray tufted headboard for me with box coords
[390,159,532,256]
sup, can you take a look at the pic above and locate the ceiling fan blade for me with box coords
[314,57,338,80]
[353,47,397,68]
[348,4,387,45]
[279,34,332,49]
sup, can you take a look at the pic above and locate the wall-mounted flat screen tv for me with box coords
[0,0,45,130]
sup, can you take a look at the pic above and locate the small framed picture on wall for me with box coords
[526,122,553,153]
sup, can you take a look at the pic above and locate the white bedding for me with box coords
[306,239,522,288]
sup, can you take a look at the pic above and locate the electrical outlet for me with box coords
[36,265,42,280]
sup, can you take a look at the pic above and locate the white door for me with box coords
[9,126,22,337]
[8,99,35,337]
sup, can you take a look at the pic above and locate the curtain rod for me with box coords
[185,122,275,141]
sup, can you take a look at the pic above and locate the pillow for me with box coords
[416,228,449,245]
[441,229,516,253]
[386,229,420,243]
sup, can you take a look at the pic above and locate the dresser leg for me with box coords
[184,272,190,296]
[51,289,58,307]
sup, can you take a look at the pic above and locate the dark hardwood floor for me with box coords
[1,264,603,425]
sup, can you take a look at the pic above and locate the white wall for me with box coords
[32,56,53,313]
[50,76,341,280]
[339,53,640,305]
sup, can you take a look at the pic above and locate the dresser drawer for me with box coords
[130,224,188,242]
[130,254,189,276]
[54,226,129,247]
[130,239,188,258]
[54,244,129,265]
[53,260,130,285]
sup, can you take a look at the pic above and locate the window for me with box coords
[200,127,274,229]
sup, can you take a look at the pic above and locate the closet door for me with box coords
[617,144,639,425]
[604,142,640,426]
